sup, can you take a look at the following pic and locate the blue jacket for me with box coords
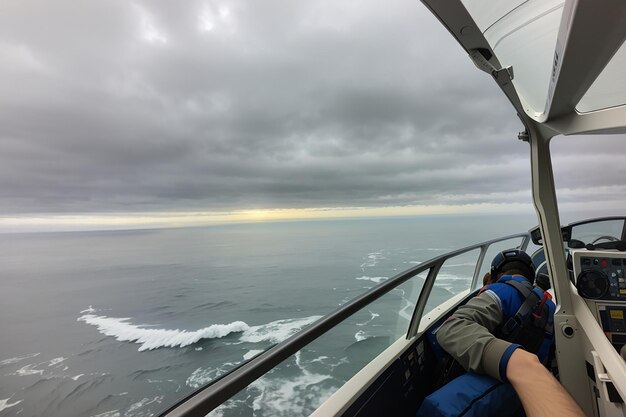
[435,275,555,381]
[417,276,556,417]
[484,275,555,364]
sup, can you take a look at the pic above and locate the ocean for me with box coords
[0,214,537,417]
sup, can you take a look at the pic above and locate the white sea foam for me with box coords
[126,395,163,415]
[249,352,336,417]
[354,330,368,341]
[0,353,40,367]
[243,349,264,360]
[355,276,388,284]
[442,262,476,268]
[185,316,321,389]
[360,251,386,269]
[186,367,217,389]
[91,411,120,417]
[309,356,349,373]
[194,351,339,416]
[48,357,66,366]
[78,313,250,351]
[0,397,22,412]
[12,364,44,376]
[72,374,84,381]
[239,316,322,344]
[186,362,237,389]
[433,273,471,295]
[78,309,322,353]
[81,305,96,314]
[435,276,471,281]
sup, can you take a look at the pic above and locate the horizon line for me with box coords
[0,203,538,233]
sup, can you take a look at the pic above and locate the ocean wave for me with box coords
[0,397,22,412]
[59,374,114,408]
[78,310,321,352]
[48,357,66,367]
[11,364,45,376]
[239,316,322,344]
[0,353,40,367]
[355,276,388,284]
[190,300,235,311]
[129,366,174,381]
[78,313,249,351]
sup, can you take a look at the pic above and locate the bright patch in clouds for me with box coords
[134,4,167,44]
[198,3,234,33]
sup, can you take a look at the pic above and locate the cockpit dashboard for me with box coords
[573,249,626,353]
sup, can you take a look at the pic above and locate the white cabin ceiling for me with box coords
[462,0,565,116]
[576,40,626,113]
[424,0,626,135]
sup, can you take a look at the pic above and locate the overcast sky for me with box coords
[1,0,625,229]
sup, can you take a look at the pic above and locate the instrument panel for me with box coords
[574,252,626,301]
[572,249,626,352]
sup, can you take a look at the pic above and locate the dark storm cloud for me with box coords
[1,0,619,215]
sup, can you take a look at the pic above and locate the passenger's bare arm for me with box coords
[506,349,585,417]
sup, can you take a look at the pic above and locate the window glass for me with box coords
[487,2,563,114]
[576,40,626,113]
[551,135,626,220]
[462,0,565,115]
[460,0,526,33]
[207,270,427,417]
[422,250,480,320]
[569,220,625,246]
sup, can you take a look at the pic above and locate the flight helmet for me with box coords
[490,249,535,283]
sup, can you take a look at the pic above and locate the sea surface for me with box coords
[0,214,538,417]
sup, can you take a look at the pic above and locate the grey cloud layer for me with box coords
[1,0,618,215]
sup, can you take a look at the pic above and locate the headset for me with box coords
[490,249,535,283]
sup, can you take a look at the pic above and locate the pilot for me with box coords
[437,249,555,383]
[416,249,560,417]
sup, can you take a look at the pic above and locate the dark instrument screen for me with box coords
[577,256,626,301]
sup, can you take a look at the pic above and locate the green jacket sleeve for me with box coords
[435,290,515,381]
